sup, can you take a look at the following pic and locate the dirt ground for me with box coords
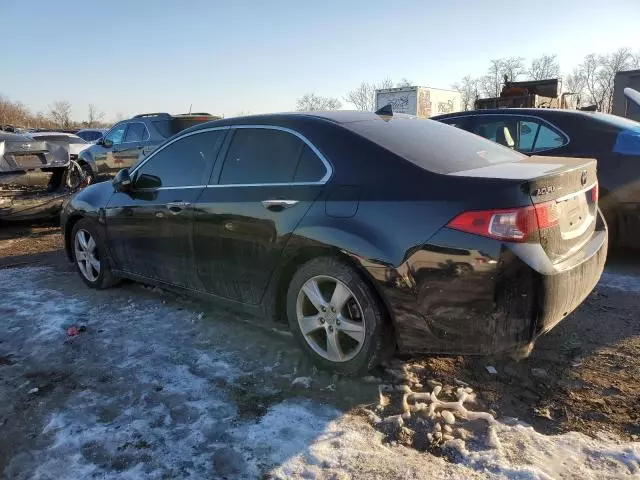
[0,223,638,478]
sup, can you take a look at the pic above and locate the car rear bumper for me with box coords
[356,211,608,356]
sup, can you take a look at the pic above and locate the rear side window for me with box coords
[78,131,102,141]
[219,128,304,185]
[134,130,224,188]
[533,124,566,151]
[293,145,326,182]
[348,117,523,175]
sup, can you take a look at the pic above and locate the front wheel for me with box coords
[286,257,392,375]
[71,218,119,289]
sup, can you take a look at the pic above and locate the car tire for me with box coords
[66,162,94,189]
[71,218,119,289]
[286,256,392,376]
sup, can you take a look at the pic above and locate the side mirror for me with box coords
[113,168,132,192]
[102,138,113,148]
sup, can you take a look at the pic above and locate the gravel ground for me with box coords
[0,226,639,479]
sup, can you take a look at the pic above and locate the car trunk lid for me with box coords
[525,156,597,262]
[450,155,598,263]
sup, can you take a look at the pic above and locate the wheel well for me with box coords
[272,247,397,342]
[64,214,84,261]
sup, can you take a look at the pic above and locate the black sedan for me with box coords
[432,108,640,248]
[61,112,607,374]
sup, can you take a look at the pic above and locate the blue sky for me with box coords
[1,0,638,121]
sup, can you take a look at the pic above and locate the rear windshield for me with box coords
[32,135,87,144]
[347,116,524,174]
[153,116,218,138]
[77,131,103,141]
[590,112,640,130]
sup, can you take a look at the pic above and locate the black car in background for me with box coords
[62,112,607,374]
[76,112,220,184]
[432,109,640,248]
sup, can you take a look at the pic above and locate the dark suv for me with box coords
[76,112,219,183]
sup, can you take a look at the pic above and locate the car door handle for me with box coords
[167,201,191,213]
[261,199,299,211]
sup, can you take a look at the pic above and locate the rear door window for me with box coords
[218,128,304,185]
[471,116,566,153]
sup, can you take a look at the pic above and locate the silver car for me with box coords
[0,131,70,220]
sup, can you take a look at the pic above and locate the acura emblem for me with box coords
[20,143,31,149]
[580,170,587,186]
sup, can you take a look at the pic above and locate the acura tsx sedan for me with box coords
[61,111,607,374]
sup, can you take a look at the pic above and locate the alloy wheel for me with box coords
[74,229,100,282]
[296,275,366,362]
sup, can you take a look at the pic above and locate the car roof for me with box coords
[186,110,418,132]
[431,108,607,121]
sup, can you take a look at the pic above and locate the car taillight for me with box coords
[591,181,599,202]
[447,202,559,242]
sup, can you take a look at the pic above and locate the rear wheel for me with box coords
[72,218,119,289]
[66,161,94,189]
[286,257,392,375]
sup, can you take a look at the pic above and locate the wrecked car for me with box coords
[62,111,607,374]
[0,130,74,221]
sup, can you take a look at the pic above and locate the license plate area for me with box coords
[14,154,46,169]
[557,192,593,239]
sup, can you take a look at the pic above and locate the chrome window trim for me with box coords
[439,113,571,153]
[130,126,231,181]
[131,124,333,188]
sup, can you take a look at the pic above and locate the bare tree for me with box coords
[528,54,560,80]
[396,78,413,87]
[296,93,342,111]
[344,78,394,111]
[87,104,104,127]
[114,112,125,122]
[603,47,635,112]
[0,95,29,126]
[452,75,479,111]
[481,59,504,97]
[502,56,526,82]
[576,48,636,112]
[49,100,72,128]
[564,67,586,108]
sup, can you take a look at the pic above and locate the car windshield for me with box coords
[346,116,524,174]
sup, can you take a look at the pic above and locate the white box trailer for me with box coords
[374,86,462,118]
